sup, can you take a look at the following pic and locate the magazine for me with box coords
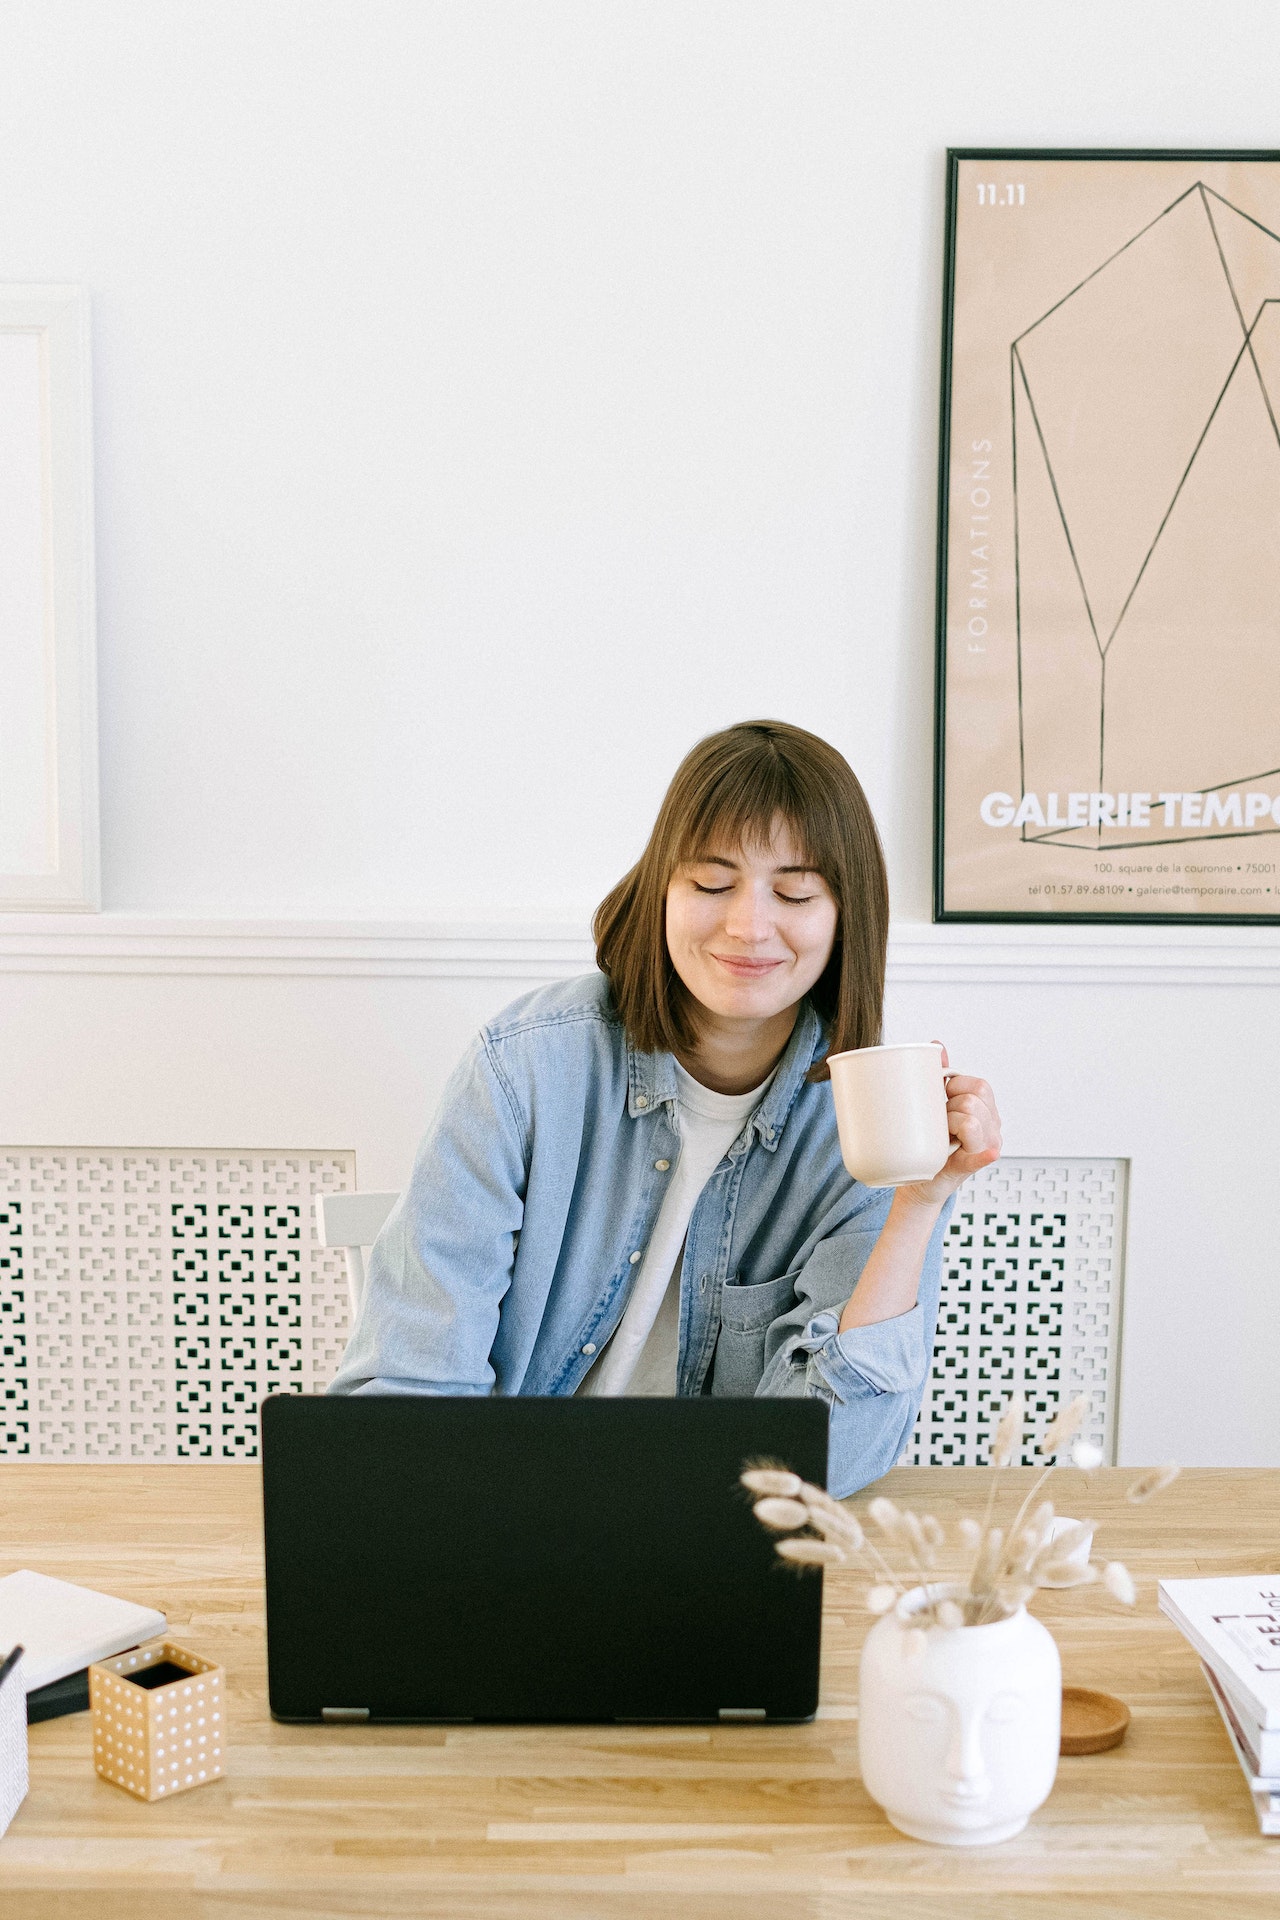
[1159,1577,1280,1729]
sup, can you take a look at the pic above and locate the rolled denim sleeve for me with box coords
[327,1032,528,1397]
[756,1194,954,1498]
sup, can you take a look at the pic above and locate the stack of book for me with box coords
[1159,1575,1280,1834]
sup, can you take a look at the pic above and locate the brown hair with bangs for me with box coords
[593,720,889,1080]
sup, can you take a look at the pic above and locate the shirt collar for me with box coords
[626,998,824,1151]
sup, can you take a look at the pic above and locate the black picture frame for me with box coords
[934,146,1280,925]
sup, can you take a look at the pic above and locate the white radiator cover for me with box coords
[907,1158,1125,1468]
[0,1150,354,1459]
[0,1150,1124,1465]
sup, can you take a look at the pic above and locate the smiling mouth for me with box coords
[711,955,784,977]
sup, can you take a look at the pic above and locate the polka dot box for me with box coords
[89,1640,223,1801]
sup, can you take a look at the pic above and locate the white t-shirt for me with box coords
[578,1059,776,1397]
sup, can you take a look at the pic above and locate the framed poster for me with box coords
[0,286,98,910]
[935,150,1280,923]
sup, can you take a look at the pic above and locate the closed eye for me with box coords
[691,883,816,902]
[905,1694,947,1723]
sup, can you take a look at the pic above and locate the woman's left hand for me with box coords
[898,1045,1002,1211]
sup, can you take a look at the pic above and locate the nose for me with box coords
[945,1712,989,1798]
[721,884,775,945]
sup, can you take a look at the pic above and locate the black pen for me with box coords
[0,1645,23,1693]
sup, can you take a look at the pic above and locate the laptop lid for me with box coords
[262,1393,828,1724]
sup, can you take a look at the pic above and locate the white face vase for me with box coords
[858,1590,1062,1846]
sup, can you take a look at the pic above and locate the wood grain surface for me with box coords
[1,1463,1278,1919]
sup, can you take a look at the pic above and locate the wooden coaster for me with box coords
[1060,1686,1130,1755]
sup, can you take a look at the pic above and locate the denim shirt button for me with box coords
[635,1094,648,1109]
[581,1342,596,1355]
[654,1159,670,1172]
[629,1251,642,1264]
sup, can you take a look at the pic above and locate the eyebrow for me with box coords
[692,855,819,876]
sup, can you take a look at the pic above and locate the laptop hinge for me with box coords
[321,1706,370,1722]
[718,1707,766,1721]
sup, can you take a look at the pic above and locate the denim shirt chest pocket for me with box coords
[712,1270,798,1396]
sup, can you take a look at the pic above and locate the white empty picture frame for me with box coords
[0,287,98,909]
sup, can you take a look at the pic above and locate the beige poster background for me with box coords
[942,154,1280,919]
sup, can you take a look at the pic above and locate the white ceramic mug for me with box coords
[827,1042,954,1187]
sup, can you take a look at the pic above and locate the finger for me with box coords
[953,1104,1002,1150]
[942,1074,991,1100]
[947,1094,1001,1139]
[933,1040,951,1071]
[951,1136,997,1167]
[940,1098,997,1136]
[945,1143,1001,1177]
[947,1108,997,1149]
[946,1091,987,1118]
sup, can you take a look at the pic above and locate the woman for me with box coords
[330,720,1001,1495]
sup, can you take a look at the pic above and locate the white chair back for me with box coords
[313,1191,399,1317]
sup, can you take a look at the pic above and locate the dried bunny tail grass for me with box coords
[867,1497,903,1539]
[901,1511,937,1568]
[1027,1501,1056,1548]
[1072,1439,1105,1471]
[958,1516,983,1551]
[936,1599,965,1631]
[776,1536,846,1568]
[797,1481,844,1513]
[866,1584,897,1614]
[1002,1528,1042,1584]
[1003,1502,1056,1582]
[1028,1517,1095,1581]
[1000,1457,1071,1567]
[990,1391,1026,1468]
[752,1497,809,1531]
[798,1484,866,1549]
[921,1516,945,1550]
[1036,1557,1095,1588]
[1103,1561,1137,1605]
[807,1505,865,1550]
[970,1527,1005,1594]
[741,1467,803,1499]
[1039,1394,1090,1458]
[1125,1462,1180,1504]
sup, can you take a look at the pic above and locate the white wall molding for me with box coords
[885,922,1280,986]
[0,917,594,979]
[1,914,1278,984]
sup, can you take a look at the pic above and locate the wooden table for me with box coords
[2,1465,1279,1918]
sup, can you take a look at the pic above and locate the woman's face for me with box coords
[665,817,839,1027]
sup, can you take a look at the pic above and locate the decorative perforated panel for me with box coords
[0,1151,354,1460]
[0,1149,1124,1467]
[907,1158,1126,1467]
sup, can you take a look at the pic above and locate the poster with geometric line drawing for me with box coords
[936,151,1280,922]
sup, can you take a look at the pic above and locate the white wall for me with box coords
[3,1,1279,1464]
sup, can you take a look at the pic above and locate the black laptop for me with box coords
[261,1393,827,1724]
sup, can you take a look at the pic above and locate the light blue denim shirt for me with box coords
[329,973,952,1496]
